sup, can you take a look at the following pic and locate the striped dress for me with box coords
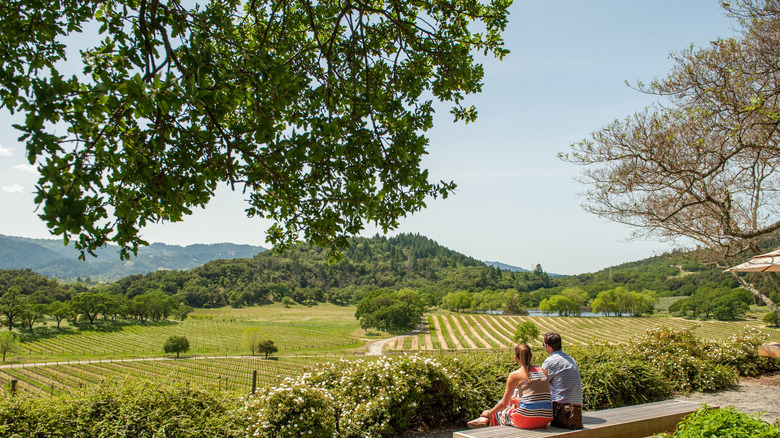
[495,366,553,429]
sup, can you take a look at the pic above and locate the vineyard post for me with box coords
[10,379,16,396]
[251,370,257,395]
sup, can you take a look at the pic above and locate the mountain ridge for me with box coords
[0,234,267,281]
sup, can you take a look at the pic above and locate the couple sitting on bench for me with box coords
[468,332,583,430]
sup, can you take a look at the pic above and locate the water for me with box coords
[474,309,627,317]
[525,310,626,317]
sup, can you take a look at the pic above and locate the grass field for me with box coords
[10,303,366,363]
[3,303,779,397]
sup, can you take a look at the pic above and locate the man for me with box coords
[541,331,583,429]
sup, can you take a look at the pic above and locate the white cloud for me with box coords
[13,164,37,174]
[1,184,25,193]
[0,146,12,157]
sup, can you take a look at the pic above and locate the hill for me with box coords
[0,234,266,281]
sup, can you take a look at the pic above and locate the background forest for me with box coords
[3,233,778,334]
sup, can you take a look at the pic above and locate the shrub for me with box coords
[437,350,516,418]
[572,344,672,410]
[628,326,739,392]
[245,384,336,438]
[700,326,775,377]
[245,354,469,438]
[765,312,780,327]
[0,378,245,437]
[657,405,780,437]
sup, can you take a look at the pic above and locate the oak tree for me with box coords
[0,0,511,259]
[163,334,190,358]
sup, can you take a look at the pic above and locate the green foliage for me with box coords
[572,344,672,410]
[513,321,540,344]
[657,406,780,438]
[0,378,245,437]
[0,331,17,362]
[765,312,780,327]
[627,326,768,392]
[317,355,466,436]
[539,294,580,316]
[246,384,336,438]
[2,0,511,261]
[246,354,468,437]
[163,335,190,358]
[669,286,751,321]
[242,327,266,355]
[257,340,278,360]
[437,351,522,418]
[355,288,426,333]
[175,305,194,321]
[588,287,656,316]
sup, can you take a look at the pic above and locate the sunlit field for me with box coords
[3,303,778,397]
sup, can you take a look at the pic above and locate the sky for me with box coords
[0,1,738,275]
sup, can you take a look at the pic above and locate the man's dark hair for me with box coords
[543,331,562,351]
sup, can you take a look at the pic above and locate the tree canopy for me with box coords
[0,0,511,259]
[561,0,780,316]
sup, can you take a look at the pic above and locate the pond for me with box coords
[525,309,627,317]
[475,309,627,317]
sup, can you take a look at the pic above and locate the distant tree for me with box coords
[513,321,540,344]
[452,291,472,313]
[70,292,110,324]
[539,295,579,316]
[174,305,194,322]
[712,294,750,320]
[20,303,47,333]
[48,301,72,329]
[355,288,426,333]
[591,288,620,316]
[561,287,589,308]
[0,288,28,330]
[257,340,278,360]
[281,297,294,308]
[163,335,190,358]
[242,328,266,356]
[765,312,780,327]
[0,331,17,362]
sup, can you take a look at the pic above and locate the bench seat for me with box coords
[453,400,705,438]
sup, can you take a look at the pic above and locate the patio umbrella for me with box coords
[725,248,780,272]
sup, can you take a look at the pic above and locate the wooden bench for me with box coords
[759,342,780,357]
[453,400,705,438]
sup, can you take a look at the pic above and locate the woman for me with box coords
[467,344,553,429]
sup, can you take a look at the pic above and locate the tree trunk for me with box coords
[730,271,780,316]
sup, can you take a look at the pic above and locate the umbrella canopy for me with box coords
[726,248,780,272]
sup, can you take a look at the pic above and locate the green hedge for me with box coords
[0,378,245,438]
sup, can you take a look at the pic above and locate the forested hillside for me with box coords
[0,234,266,280]
[5,233,779,329]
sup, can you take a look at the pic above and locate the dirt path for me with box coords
[673,373,780,423]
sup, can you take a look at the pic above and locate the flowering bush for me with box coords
[625,325,780,392]
[245,383,336,438]
[700,326,775,377]
[245,354,467,438]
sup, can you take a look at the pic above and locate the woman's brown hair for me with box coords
[514,343,532,370]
